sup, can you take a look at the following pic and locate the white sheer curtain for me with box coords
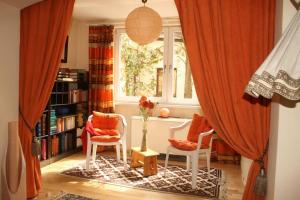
[245,10,300,100]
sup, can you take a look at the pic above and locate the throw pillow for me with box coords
[187,114,212,146]
[92,111,119,130]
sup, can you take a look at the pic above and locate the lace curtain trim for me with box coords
[245,70,300,100]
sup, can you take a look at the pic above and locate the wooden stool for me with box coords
[130,147,159,177]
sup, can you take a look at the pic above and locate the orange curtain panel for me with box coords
[19,0,74,198]
[174,0,275,199]
[89,26,115,113]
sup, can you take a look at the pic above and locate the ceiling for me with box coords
[73,0,179,21]
[0,0,41,9]
[0,0,178,21]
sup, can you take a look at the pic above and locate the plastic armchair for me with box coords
[164,119,214,189]
[85,114,127,170]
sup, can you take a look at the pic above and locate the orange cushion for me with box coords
[93,128,119,136]
[168,139,209,151]
[90,135,120,142]
[92,111,119,130]
[187,114,212,146]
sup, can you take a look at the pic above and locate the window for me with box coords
[114,27,198,105]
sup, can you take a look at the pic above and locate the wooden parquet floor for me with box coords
[38,152,244,200]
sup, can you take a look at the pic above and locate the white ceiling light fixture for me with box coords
[125,0,162,45]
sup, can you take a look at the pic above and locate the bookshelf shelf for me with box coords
[51,91,69,94]
[56,114,77,119]
[36,135,49,139]
[51,128,76,135]
[55,80,78,83]
[50,102,86,107]
[35,69,88,167]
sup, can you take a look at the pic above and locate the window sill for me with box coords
[115,101,200,110]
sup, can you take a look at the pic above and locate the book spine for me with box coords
[42,139,47,160]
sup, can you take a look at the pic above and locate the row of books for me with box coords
[38,139,47,161]
[56,116,76,133]
[38,132,78,161]
[50,90,87,105]
[51,133,75,156]
[35,113,47,137]
[57,68,79,81]
[50,110,57,135]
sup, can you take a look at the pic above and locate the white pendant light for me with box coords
[125,0,162,45]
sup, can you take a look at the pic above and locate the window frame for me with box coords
[114,27,199,106]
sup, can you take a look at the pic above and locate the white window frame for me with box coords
[114,27,199,106]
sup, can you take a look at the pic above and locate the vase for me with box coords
[1,121,26,200]
[140,119,147,152]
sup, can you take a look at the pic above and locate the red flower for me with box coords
[139,96,147,106]
[141,100,149,108]
[148,101,154,109]
[140,96,147,102]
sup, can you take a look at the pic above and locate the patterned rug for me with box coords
[61,155,225,199]
[53,193,98,200]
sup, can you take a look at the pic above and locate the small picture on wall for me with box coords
[61,36,69,63]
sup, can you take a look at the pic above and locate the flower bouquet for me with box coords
[139,96,155,151]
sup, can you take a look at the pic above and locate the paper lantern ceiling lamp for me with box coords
[125,0,162,45]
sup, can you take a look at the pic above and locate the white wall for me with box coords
[61,20,88,70]
[75,21,88,69]
[0,0,20,195]
[60,20,78,69]
[267,1,300,200]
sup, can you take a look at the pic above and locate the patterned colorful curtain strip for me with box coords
[88,25,114,113]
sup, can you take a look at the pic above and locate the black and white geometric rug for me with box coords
[53,193,98,200]
[61,155,225,199]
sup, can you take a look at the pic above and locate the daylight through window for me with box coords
[114,27,198,105]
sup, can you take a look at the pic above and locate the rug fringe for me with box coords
[217,170,228,200]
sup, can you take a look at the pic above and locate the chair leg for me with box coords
[122,141,127,169]
[92,144,97,162]
[191,153,198,189]
[206,151,211,179]
[86,140,92,170]
[186,155,191,171]
[164,149,170,177]
[116,144,120,162]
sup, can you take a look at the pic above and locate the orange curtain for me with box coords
[89,26,114,113]
[174,0,275,199]
[19,0,74,198]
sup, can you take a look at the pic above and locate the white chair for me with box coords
[164,119,214,189]
[86,113,127,170]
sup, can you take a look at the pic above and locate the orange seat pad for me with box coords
[168,138,209,151]
[93,128,119,136]
[91,135,120,142]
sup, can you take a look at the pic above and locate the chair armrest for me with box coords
[85,119,95,136]
[197,129,214,149]
[88,115,93,122]
[118,114,127,127]
[118,114,127,139]
[169,120,192,139]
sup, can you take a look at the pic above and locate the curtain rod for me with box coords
[82,17,180,28]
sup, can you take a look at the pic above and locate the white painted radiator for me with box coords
[131,116,190,154]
